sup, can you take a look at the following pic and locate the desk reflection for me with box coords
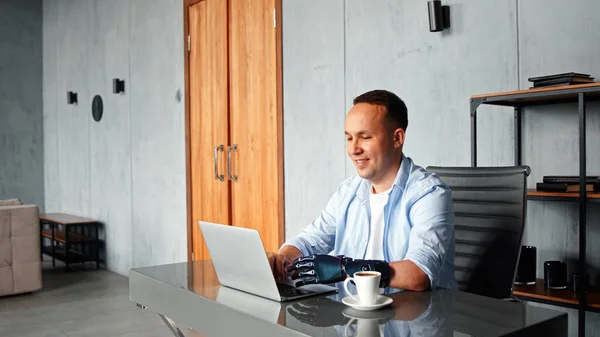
[185,261,526,337]
[214,282,452,337]
[284,285,450,337]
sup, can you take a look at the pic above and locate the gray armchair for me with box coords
[426,166,530,299]
[0,198,42,297]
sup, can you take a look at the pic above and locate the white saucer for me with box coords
[341,294,393,311]
[342,307,395,322]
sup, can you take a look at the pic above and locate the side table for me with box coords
[39,213,101,271]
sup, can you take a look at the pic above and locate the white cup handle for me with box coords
[344,318,357,337]
[344,277,360,303]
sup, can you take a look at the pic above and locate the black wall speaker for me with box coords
[67,91,78,104]
[113,78,125,94]
[427,1,450,32]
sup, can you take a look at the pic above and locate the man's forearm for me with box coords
[284,254,431,290]
[388,260,430,291]
[279,245,303,262]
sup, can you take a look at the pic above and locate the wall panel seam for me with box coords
[343,0,348,178]
[87,0,92,217]
[128,0,134,267]
[54,3,60,212]
[516,0,520,90]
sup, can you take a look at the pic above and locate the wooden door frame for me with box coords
[183,0,284,262]
[275,0,284,252]
[183,0,193,262]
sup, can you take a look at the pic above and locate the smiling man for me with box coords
[269,89,456,291]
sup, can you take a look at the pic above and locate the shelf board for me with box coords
[471,83,600,107]
[41,246,95,264]
[513,279,600,311]
[40,213,97,225]
[42,229,94,243]
[526,189,600,203]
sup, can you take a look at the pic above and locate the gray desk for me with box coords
[129,261,567,337]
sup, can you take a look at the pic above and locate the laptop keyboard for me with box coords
[277,283,314,297]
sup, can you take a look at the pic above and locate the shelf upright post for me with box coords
[39,219,43,261]
[95,223,100,269]
[470,98,484,167]
[51,222,55,267]
[65,226,70,271]
[514,107,522,165]
[578,92,587,337]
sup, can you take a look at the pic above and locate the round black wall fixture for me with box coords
[92,95,103,122]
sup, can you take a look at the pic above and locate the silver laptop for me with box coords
[199,221,337,302]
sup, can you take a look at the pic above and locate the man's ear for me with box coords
[394,128,405,148]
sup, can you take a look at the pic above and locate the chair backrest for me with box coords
[426,166,530,299]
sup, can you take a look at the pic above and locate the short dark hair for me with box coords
[353,89,408,131]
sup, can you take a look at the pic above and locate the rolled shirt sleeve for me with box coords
[404,185,454,289]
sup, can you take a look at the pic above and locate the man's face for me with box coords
[345,103,404,184]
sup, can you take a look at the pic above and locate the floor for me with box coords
[0,258,204,337]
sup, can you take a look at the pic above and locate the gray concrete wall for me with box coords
[0,0,44,209]
[282,0,347,239]
[129,0,187,268]
[87,0,133,277]
[43,0,186,276]
[282,0,518,237]
[282,1,600,335]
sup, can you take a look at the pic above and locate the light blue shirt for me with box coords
[283,154,456,290]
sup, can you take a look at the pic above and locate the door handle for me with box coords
[214,144,224,181]
[227,144,238,182]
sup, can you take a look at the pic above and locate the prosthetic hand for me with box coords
[287,255,391,288]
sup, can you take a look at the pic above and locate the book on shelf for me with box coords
[536,182,600,193]
[542,176,600,184]
[532,78,594,88]
[528,72,592,82]
[528,72,595,89]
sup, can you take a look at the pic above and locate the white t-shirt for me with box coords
[364,186,393,260]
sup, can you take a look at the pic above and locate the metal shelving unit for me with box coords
[39,213,101,271]
[470,83,600,337]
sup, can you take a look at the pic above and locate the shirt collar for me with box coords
[356,153,409,202]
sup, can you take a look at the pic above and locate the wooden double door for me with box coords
[187,0,284,261]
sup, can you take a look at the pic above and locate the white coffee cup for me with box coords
[344,271,381,306]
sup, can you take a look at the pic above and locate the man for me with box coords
[269,89,456,291]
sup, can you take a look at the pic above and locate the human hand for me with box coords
[267,252,291,282]
[286,297,349,327]
[286,255,346,287]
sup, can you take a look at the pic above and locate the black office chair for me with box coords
[426,166,530,299]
